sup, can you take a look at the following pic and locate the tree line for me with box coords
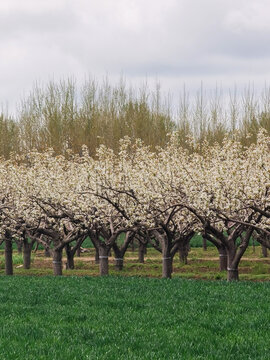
[0,78,270,158]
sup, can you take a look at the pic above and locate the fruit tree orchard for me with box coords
[0,129,269,280]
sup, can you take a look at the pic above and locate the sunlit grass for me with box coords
[0,277,270,359]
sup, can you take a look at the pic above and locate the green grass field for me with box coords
[0,276,269,359]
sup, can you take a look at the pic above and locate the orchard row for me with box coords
[0,130,269,280]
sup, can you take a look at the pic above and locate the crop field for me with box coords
[0,276,269,360]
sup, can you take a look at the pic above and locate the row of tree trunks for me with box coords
[6,229,266,280]
[0,239,230,278]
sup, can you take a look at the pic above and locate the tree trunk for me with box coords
[53,249,63,276]
[178,243,188,264]
[33,242,39,253]
[23,241,32,269]
[218,247,227,271]
[5,238,13,275]
[44,247,51,257]
[144,246,147,255]
[95,247,99,264]
[162,256,172,279]
[114,257,124,270]
[227,268,239,281]
[261,245,268,258]
[76,247,81,257]
[252,238,256,253]
[227,247,239,281]
[99,246,109,276]
[202,236,207,251]
[138,243,145,263]
[112,246,124,270]
[17,241,23,254]
[65,244,75,270]
[131,239,135,252]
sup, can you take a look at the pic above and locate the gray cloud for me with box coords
[1,0,270,114]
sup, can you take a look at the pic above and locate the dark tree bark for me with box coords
[218,246,227,271]
[89,225,135,276]
[23,241,32,269]
[44,247,52,257]
[138,242,146,263]
[53,248,63,276]
[178,243,189,264]
[261,245,268,258]
[202,224,253,280]
[225,228,254,281]
[227,268,239,281]
[131,239,135,252]
[76,247,81,257]
[152,230,175,279]
[65,243,75,269]
[5,236,13,275]
[112,232,134,270]
[253,229,270,257]
[162,256,172,278]
[151,226,194,279]
[99,245,110,276]
[16,240,23,254]
[202,236,207,251]
[33,242,39,253]
[203,232,227,271]
[66,239,84,269]
[112,245,124,270]
[226,245,239,281]
[135,232,148,263]
[36,226,86,275]
[35,235,51,257]
[252,238,256,253]
[114,257,124,270]
[94,246,100,264]
[21,233,36,270]
[65,236,87,269]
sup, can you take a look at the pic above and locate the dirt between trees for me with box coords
[33,251,270,263]
[26,252,270,279]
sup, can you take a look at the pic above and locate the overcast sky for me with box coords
[1,0,270,114]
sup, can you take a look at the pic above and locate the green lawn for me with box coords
[0,276,269,359]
